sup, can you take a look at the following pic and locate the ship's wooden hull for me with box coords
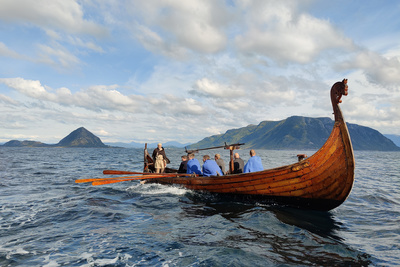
[145,80,355,211]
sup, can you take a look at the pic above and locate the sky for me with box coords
[1,0,400,145]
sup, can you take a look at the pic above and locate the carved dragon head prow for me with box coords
[330,79,348,121]
[331,79,348,104]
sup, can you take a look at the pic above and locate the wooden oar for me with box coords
[103,170,150,175]
[75,175,139,183]
[92,174,195,186]
[92,177,147,186]
[76,175,167,184]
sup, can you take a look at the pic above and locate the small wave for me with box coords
[74,252,132,267]
[0,245,30,262]
[126,183,188,196]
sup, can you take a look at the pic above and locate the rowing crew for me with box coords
[180,149,264,177]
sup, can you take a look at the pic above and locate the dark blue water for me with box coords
[1,147,399,266]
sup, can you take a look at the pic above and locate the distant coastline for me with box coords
[1,117,400,151]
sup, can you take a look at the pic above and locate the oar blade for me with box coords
[75,175,139,183]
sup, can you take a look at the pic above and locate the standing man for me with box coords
[186,153,202,175]
[233,152,244,174]
[243,149,263,173]
[202,155,223,177]
[152,143,168,173]
[214,153,225,174]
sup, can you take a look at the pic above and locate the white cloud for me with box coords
[235,1,355,64]
[215,100,249,112]
[0,78,52,99]
[156,0,229,53]
[203,125,224,136]
[134,23,188,59]
[0,0,107,71]
[0,93,19,105]
[0,42,24,59]
[339,50,400,87]
[192,78,246,98]
[0,78,137,111]
[37,44,81,69]
[93,129,113,137]
[254,87,296,105]
[67,36,105,53]
[0,77,208,117]
[167,97,206,116]
[335,71,400,134]
[0,0,107,37]
[128,0,230,55]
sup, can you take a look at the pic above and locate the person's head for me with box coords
[188,153,195,160]
[203,155,210,162]
[181,155,188,161]
[157,143,162,149]
[214,154,221,160]
[234,152,240,159]
[250,149,256,157]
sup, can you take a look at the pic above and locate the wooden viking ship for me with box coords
[76,79,354,211]
[142,79,355,211]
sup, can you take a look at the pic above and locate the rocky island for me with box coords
[2,127,109,148]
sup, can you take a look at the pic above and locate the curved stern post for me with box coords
[330,79,355,204]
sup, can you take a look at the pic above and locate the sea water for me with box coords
[0,147,399,266]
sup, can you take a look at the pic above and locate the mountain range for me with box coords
[1,127,188,149]
[1,117,399,151]
[188,116,400,151]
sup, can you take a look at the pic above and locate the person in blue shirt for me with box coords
[186,153,202,175]
[202,155,223,177]
[244,149,263,173]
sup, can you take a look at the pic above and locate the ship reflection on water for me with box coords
[177,192,372,266]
